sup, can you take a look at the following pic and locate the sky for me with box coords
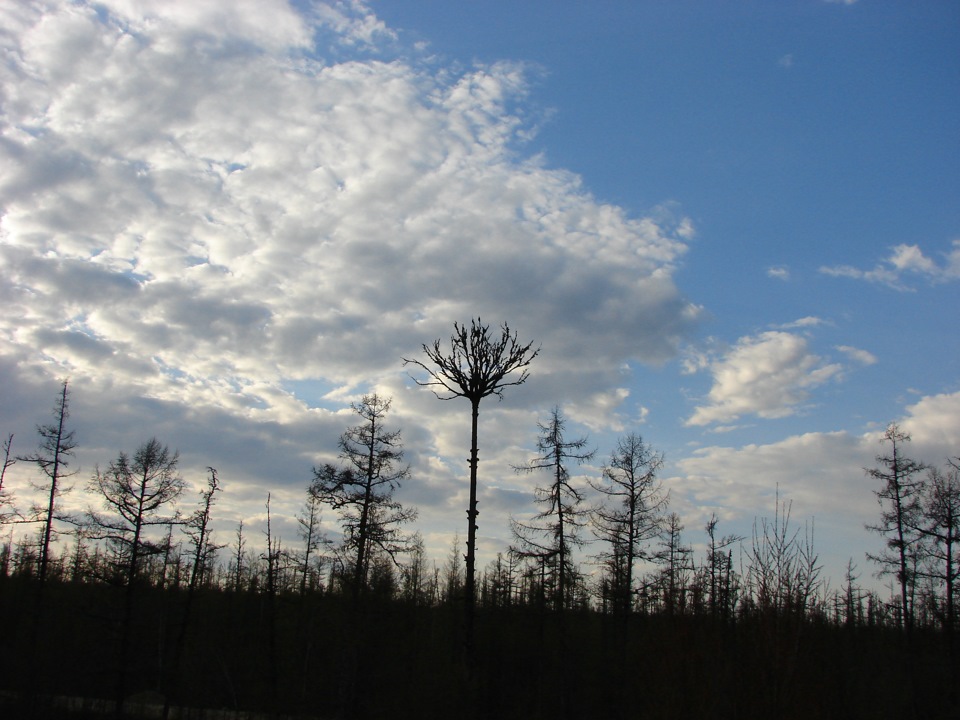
[1,0,958,596]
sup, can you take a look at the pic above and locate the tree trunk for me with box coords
[464,398,480,673]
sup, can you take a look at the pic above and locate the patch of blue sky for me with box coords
[281,378,343,411]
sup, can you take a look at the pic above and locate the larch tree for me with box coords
[86,437,185,715]
[404,318,537,656]
[589,431,667,618]
[658,512,693,613]
[310,393,416,602]
[865,423,927,632]
[0,433,17,523]
[705,513,744,619]
[165,467,223,720]
[296,484,328,596]
[917,460,960,633]
[21,380,77,584]
[511,407,594,612]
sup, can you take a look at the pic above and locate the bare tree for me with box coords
[704,513,743,619]
[165,468,223,719]
[589,432,667,618]
[745,492,821,617]
[511,407,594,612]
[260,493,282,708]
[296,485,328,596]
[400,532,432,605]
[87,437,184,715]
[0,433,18,523]
[442,533,464,604]
[404,318,538,653]
[231,519,247,592]
[310,394,416,602]
[657,512,693,614]
[917,460,960,633]
[21,380,77,583]
[865,423,926,632]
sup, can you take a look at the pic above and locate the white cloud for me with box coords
[819,240,960,290]
[777,316,826,330]
[767,265,790,281]
[685,330,844,426]
[0,1,700,563]
[671,389,960,593]
[836,345,877,366]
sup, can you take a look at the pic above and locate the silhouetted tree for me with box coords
[260,493,282,708]
[704,513,743,619]
[866,423,926,632]
[746,491,821,616]
[0,433,17,523]
[442,533,464,604]
[295,485,328,596]
[400,532,432,605]
[841,559,864,627]
[511,407,594,612]
[21,380,77,584]
[589,432,666,618]
[655,512,693,613]
[87,437,184,716]
[917,460,959,632]
[165,467,223,719]
[230,519,247,592]
[404,318,538,661]
[310,394,416,602]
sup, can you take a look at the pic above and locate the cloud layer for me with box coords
[0,1,699,550]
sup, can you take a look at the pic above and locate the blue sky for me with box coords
[1,0,958,595]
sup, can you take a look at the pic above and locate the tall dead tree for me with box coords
[917,460,960,633]
[589,432,666,619]
[164,468,222,720]
[21,380,77,584]
[310,394,416,603]
[0,433,17,523]
[404,318,538,662]
[512,407,594,612]
[865,423,926,632]
[87,437,184,714]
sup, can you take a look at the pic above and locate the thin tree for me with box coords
[656,512,693,613]
[917,460,959,633]
[704,513,744,619]
[296,486,328,596]
[511,407,594,612]
[261,493,282,709]
[865,423,927,632]
[589,432,667,619]
[21,380,77,584]
[165,467,223,719]
[404,318,538,657]
[310,394,416,602]
[87,438,184,715]
[231,519,247,592]
[0,433,17,523]
[916,458,960,711]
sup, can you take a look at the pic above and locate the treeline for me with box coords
[1,320,958,718]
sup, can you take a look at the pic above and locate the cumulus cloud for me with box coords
[671,389,960,593]
[819,240,960,290]
[685,329,844,426]
[0,1,699,558]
